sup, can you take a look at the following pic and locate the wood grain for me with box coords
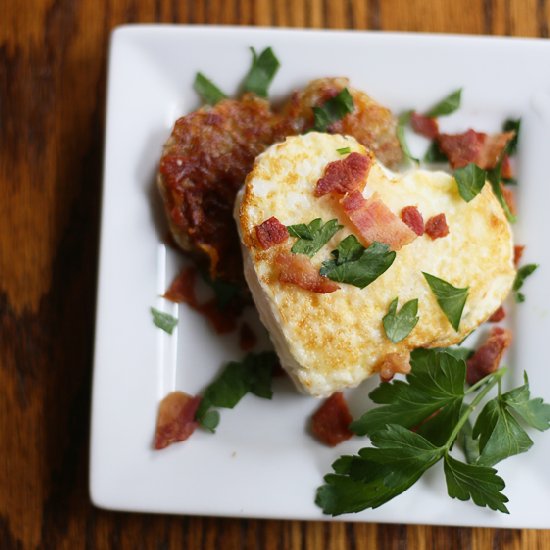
[1,0,549,548]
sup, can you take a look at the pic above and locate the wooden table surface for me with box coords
[1,1,549,548]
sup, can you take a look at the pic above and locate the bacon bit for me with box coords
[514,245,525,266]
[401,205,424,236]
[501,154,513,179]
[501,184,516,215]
[255,217,289,249]
[488,306,506,323]
[466,327,512,385]
[311,392,354,447]
[164,266,199,306]
[437,130,514,169]
[239,322,257,351]
[410,112,439,139]
[275,250,340,293]
[425,213,450,240]
[164,267,240,334]
[314,152,371,197]
[341,191,417,250]
[154,391,202,450]
[378,352,411,383]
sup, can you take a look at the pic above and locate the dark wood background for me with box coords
[1,0,548,548]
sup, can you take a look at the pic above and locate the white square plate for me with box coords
[90,25,550,527]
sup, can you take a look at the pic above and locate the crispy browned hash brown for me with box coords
[157,78,402,283]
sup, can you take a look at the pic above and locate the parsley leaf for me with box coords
[151,307,178,334]
[423,272,469,331]
[426,88,462,117]
[319,236,396,289]
[396,110,419,164]
[453,163,487,202]
[337,146,351,155]
[513,263,538,303]
[287,218,343,258]
[471,372,550,465]
[351,348,465,446]
[503,118,521,156]
[487,157,517,223]
[193,72,227,105]
[242,47,280,98]
[473,397,534,467]
[312,88,354,132]
[502,373,550,431]
[316,425,442,515]
[383,298,419,343]
[444,454,509,513]
[196,351,277,432]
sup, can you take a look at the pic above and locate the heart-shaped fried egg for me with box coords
[236,133,515,397]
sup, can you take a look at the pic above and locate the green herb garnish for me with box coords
[422,272,468,331]
[151,307,178,335]
[287,218,343,258]
[396,110,419,164]
[312,88,354,132]
[195,351,278,432]
[193,72,227,105]
[487,158,517,223]
[382,298,419,343]
[200,269,241,309]
[453,162,487,202]
[337,146,352,155]
[425,88,463,117]
[319,236,396,289]
[513,263,539,303]
[242,47,280,98]
[316,349,550,516]
[502,118,521,156]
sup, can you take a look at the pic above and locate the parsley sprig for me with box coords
[243,47,280,98]
[320,236,396,289]
[316,349,550,516]
[287,218,343,258]
[193,73,227,105]
[196,351,278,432]
[382,298,419,343]
[312,88,355,132]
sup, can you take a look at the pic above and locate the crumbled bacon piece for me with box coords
[401,205,424,236]
[163,266,199,306]
[378,352,411,383]
[311,392,354,447]
[255,217,289,249]
[488,306,506,323]
[340,191,417,250]
[314,152,371,197]
[437,130,514,169]
[239,322,257,351]
[501,154,513,179]
[410,112,439,139]
[275,250,340,293]
[154,391,202,449]
[466,327,512,385]
[514,245,525,266]
[425,213,450,240]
